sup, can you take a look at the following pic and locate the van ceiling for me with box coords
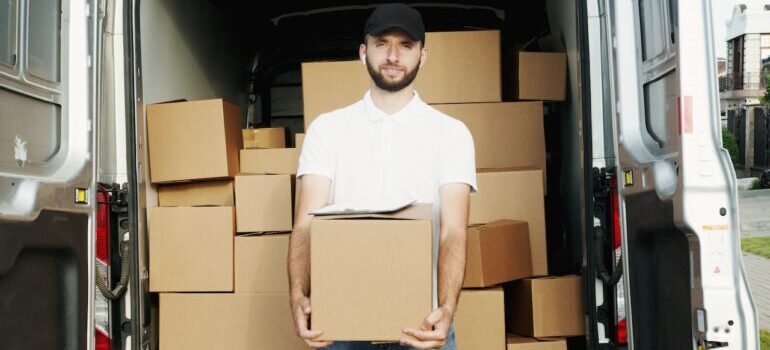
[207,1,549,62]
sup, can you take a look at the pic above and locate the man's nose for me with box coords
[387,45,399,63]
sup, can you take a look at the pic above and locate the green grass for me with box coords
[742,237,770,259]
[761,329,769,349]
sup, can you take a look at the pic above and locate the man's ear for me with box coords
[359,43,367,66]
[419,47,428,68]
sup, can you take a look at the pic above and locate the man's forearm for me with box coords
[437,225,467,315]
[288,224,311,301]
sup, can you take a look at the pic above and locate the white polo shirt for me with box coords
[298,90,477,308]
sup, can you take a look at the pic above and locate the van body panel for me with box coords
[606,0,759,348]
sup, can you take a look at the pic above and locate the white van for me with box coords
[0,0,760,349]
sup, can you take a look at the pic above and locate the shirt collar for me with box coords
[363,90,424,125]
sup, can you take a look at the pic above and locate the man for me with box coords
[289,3,477,349]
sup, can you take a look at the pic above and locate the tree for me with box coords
[722,127,740,166]
[762,69,770,107]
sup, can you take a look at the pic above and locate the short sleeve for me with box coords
[297,117,335,181]
[439,121,478,193]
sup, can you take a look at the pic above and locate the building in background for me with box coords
[719,4,770,109]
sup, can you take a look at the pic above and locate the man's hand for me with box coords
[400,305,453,349]
[291,295,333,349]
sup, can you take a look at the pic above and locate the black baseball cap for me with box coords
[363,3,425,44]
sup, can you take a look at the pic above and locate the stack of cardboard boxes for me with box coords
[146,29,582,349]
[302,30,583,349]
[147,99,308,349]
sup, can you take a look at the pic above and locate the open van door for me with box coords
[602,0,759,348]
[0,0,101,348]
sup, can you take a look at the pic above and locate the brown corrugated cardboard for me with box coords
[431,102,545,171]
[160,292,309,350]
[506,275,585,338]
[147,99,242,183]
[470,168,547,276]
[464,220,532,288]
[149,206,234,292]
[295,133,305,151]
[242,127,286,149]
[302,30,501,129]
[514,52,567,101]
[157,180,234,207]
[454,288,506,350]
[240,148,299,175]
[506,334,567,350]
[234,175,294,233]
[235,233,290,292]
[301,60,370,130]
[310,203,433,341]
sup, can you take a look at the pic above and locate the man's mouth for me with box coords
[381,66,404,76]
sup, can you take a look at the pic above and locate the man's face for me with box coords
[361,30,425,92]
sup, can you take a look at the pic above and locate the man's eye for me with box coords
[375,43,385,47]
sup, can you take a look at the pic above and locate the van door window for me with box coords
[637,0,678,153]
[0,0,16,67]
[639,0,666,61]
[26,0,61,83]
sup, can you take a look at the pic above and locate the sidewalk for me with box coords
[739,189,770,238]
[742,252,770,330]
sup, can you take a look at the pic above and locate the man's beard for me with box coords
[366,57,421,92]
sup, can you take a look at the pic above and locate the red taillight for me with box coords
[609,176,621,250]
[617,318,628,344]
[95,326,111,350]
[96,189,110,264]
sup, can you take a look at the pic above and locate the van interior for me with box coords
[113,0,688,348]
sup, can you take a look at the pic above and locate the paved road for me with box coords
[738,189,770,331]
[742,253,770,330]
[739,189,770,238]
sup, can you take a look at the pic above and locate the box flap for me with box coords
[313,202,432,221]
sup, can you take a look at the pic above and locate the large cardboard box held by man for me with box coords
[470,168,547,276]
[147,99,242,183]
[431,102,545,172]
[160,292,309,350]
[454,288,506,350]
[506,275,585,338]
[234,175,294,233]
[302,30,502,129]
[149,206,234,292]
[157,180,234,207]
[464,220,532,288]
[235,233,290,292]
[310,203,433,341]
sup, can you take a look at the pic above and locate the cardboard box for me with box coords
[147,99,242,183]
[240,148,299,175]
[454,288,506,350]
[242,127,286,149]
[507,334,567,350]
[431,102,545,171]
[506,275,585,338]
[160,292,309,350]
[464,220,532,288]
[295,133,305,151]
[149,207,234,292]
[157,180,234,207]
[504,34,567,102]
[235,233,290,292]
[471,168,547,276]
[310,204,433,341]
[302,30,501,129]
[235,175,294,233]
[513,52,567,101]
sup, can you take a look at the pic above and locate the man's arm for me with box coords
[401,182,471,349]
[288,174,332,348]
[436,182,471,316]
